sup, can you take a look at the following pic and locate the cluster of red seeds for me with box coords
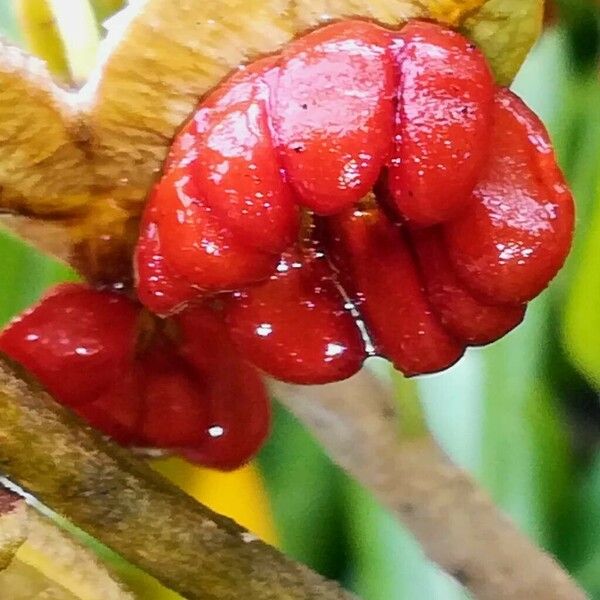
[0,20,574,469]
[136,19,574,382]
[0,285,268,470]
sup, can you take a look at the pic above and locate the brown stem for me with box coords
[0,357,355,600]
[270,370,587,600]
[0,495,134,599]
[18,510,135,600]
[0,560,79,599]
[0,487,27,570]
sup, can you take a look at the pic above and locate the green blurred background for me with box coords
[1,1,600,598]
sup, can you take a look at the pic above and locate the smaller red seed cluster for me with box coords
[0,20,575,469]
[0,285,269,470]
[136,19,574,382]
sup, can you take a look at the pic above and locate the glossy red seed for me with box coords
[139,342,210,448]
[0,285,271,468]
[327,206,464,376]
[410,227,526,345]
[154,166,278,293]
[444,89,575,305]
[192,58,299,253]
[77,368,145,446]
[225,248,366,385]
[0,284,139,408]
[176,306,270,470]
[388,21,494,226]
[272,20,395,215]
[135,193,198,316]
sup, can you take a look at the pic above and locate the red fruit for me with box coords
[388,21,494,226]
[272,20,395,215]
[135,193,198,316]
[176,306,270,470]
[410,227,526,345]
[77,368,145,446]
[326,206,464,376]
[0,285,270,470]
[191,58,299,253]
[225,249,366,385]
[0,284,139,408]
[444,89,575,305]
[139,342,210,448]
[154,166,278,292]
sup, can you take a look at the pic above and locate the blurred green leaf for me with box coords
[90,0,125,23]
[0,232,77,327]
[557,25,600,392]
[480,301,550,536]
[0,0,23,42]
[258,403,347,579]
[393,372,428,440]
[462,0,544,85]
[570,452,600,597]
[554,0,600,71]
[346,359,483,600]
[564,200,600,390]
[482,321,585,565]
[418,352,485,474]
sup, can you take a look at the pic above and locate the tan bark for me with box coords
[271,371,587,600]
[0,357,355,600]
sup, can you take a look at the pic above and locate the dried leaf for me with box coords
[563,202,600,390]
[84,0,295,191]
[464,0,544,85]
[292,0,482,28]
[0,39,92,213]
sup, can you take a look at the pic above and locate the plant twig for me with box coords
[0,484,133,597]
[0,559,79,599]
[17,510,135,600]
[0,356,355,600]
[0,487,27,570]
[270,370,588,600]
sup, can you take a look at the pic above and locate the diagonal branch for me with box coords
[0,356,355,600]
[270,371,587,600]
[0,214,74,263]
[15,510,135,600]
[0,487,27,571]
[0,495,131,599]
[0,559,79,599]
